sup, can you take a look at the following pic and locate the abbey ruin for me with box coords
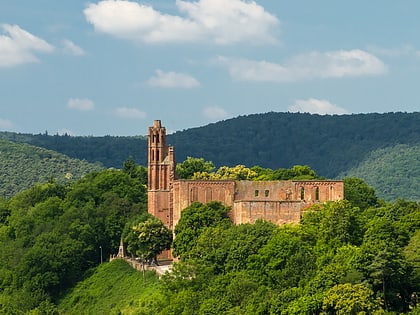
[147,120,344,239]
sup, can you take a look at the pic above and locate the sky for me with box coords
[0,0,419,136]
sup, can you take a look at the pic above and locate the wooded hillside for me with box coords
[0,139,103,198]
[1,111,419,200]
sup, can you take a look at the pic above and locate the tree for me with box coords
[193,164,257,180]
[176,157,215,179]
[125,216,172,262]
[321,283,384,315]
[173,201,232,258]
[344,177,378,210]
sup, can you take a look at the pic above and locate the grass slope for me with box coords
[340,144,420,201]
[0,139,103,198]
[58,259,163,315]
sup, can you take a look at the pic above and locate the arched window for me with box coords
[315,186,319,201]
[205,187,212,203]
[190,187,198,202]
[300,187,305,200]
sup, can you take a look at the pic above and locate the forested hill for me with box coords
[1,112,418,180]
[169,112,420,178]
[0,139,103,198]
[0,112,420,178]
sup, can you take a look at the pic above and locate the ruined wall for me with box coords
[292,180,344,203]
[172,180,235,228]
[232,200,303,225]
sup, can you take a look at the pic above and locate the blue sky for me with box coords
[0,1,419,136]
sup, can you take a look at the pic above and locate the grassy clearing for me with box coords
[57,259,164,315]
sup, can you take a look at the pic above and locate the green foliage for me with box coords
[57,259,162,315]
[0,166,147,313]
[341,144,420,201]
[155,199,419,314]
[2,112,419,200]
[344,177,379,210]
[193,164,258,180]
[321,283,384,315]
[173,201,232,258]
[125,215,173,261]
[176,156,216,179]
[0,139,103,198]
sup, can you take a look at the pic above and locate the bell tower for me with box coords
[147,120,175,230]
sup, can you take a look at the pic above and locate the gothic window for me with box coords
[156,150,160,162]
[315,187,319,201]
[300,187,305,200]
[205,187,212,203]
[190,187,198,202]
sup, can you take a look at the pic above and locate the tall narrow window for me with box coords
[255,190,259,197]
[300,187,305,200]
[265,190,269,197]
[205,187,212,203]
[190,187,198,202]
[315,187,319,201]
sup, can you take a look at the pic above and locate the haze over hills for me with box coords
[0,111,419,200]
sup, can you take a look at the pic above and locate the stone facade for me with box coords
[147,120,344,232]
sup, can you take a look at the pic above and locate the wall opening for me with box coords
[265,190,269,197]
[300,187,305,200]
[315,187,319,201]
[190,187,198,202]
[255,190,259,197]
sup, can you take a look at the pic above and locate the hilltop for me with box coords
[0,139,104,198]
[1,111,419,200]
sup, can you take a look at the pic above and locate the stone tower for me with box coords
[147,120,175,230]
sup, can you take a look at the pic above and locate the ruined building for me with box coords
[148,120,344,239]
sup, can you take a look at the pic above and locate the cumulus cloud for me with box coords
[0,24,54,67]
[84,0,279,45]
[62,39,85,56]
[288,98,349,115]
[203,106,229,120]
[147,69,200,88]
[67,98,95,111]
[218,49,388,82]
[115,107,146,119]
[0,118,14,130]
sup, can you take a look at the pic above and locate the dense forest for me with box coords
[341,144,420,201]
[0,161,419,314]
[0,139,103,198]
[1,112,418,177]
[1,111,419,200]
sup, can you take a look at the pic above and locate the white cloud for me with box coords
[147,69,200,88]
[67,98,95,111]
[218,49,388,82]
[203,106,229,120]
[288,98,349,115]
[62,39,85,56]
[367,44,415,57]
[115,107,146,119]
[0,24,54,67]
[84,0,279,45]
[0,118,14,129]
